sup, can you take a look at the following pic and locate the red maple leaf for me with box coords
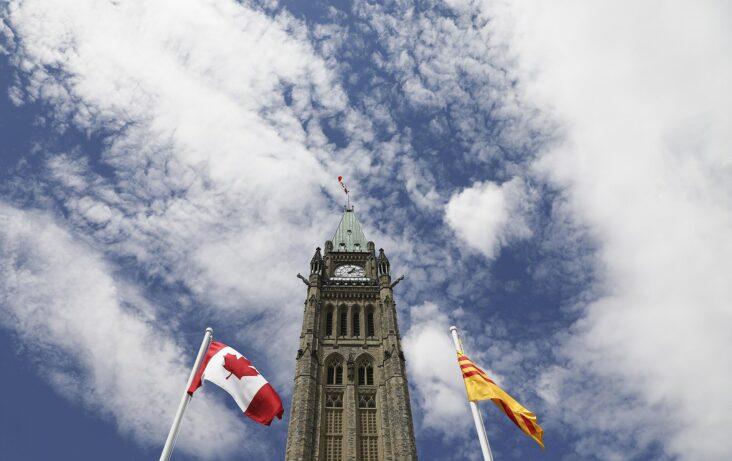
[222,353,259,380]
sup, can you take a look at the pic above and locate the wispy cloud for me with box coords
[494,1,732,458]
[0,203,250,458]
[2,0,729,459]
[2,0,355,375]
[1,0,356,455]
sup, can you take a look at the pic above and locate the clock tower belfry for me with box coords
[285,206,418,461]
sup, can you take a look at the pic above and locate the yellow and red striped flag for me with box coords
[458,352,544,448]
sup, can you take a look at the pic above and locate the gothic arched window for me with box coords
[358,362,374,386]
[366,310,375,337]
[327,359,343,385]
[324,355,345,460]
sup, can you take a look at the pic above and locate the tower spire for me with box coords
[331,206,368,252]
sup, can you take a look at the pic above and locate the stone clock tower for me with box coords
[285,206,418,461]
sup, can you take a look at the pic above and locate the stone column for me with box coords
[379,284,418,461]
[345,353,358,461]
[285,284,321,460]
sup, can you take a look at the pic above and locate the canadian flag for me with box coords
[338,175,349,194]
[187,341,284,425]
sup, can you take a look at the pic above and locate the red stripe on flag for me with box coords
[458,357,496,383]
[461,363,488,376]
[520,414,538,435]
[244,383,284,426]
[187,341,227,395]
[462,370,496,384]
[498,399,522,429]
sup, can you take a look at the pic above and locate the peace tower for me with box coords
[285,206,418,461]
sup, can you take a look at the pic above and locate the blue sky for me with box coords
[1,1,731,460]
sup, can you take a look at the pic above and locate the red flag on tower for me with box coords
[337,175,349,195]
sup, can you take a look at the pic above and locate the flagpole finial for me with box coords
[449,326,463,354]
[205,327,213,335]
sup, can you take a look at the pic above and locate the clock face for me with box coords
[334,264,365,278]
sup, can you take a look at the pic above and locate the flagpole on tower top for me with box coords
[159,327,214,461]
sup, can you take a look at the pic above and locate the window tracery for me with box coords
[358,392,378,461]
[324,391,343,461]
[327,359,343,385]
[358,362,374,386]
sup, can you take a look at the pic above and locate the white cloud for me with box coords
[2,0,358,388]
[489,1,732,458]
[0,203,252,459]
[445,177,533,259]
[401,302,471,436]
[3,3,495,454]
[356,0,542,154]
[7,1,729,459]
[1,0,373,452]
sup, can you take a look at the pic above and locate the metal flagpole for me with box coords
[450,326,495,461]
[159,327,214,461]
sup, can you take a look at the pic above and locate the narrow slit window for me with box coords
[367,312,375,337]
[353,312,360,337]
[325,311,333,336]
[335,365,343,384]
[340,311,348,337]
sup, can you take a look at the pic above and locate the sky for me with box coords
[0,1,730,460]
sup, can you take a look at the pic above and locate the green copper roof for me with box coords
[332,206,368,252]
